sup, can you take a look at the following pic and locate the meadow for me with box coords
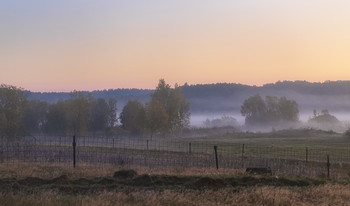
[1,128,350,205]
[1,163,350,205]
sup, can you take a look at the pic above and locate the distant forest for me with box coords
[27,80,350,115]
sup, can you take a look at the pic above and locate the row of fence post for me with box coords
[70,136,332,177]
[74,137,315,165]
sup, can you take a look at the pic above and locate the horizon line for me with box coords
[14,79,350,93]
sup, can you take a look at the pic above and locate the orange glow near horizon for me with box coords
[1,1,350,92]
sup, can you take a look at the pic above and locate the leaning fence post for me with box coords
[306,147,308,162]
[327,154,330,178]
[73,135,76,168]
[214,145,219,169]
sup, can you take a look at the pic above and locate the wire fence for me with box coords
[1,135,350,179]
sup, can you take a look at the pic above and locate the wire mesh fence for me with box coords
[1,135,350,178]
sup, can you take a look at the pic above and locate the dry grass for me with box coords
[1,163,350,205]
[1,184,350,206]
[0,161,244,179]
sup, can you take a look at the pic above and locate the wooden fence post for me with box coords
[242,144,245,157]
[214,146,219,169]
[147,140,149,150]
[241,144,245,168]
[327,154,330,178]
[189,142,192,154]
[73,135,76,168]
[306,147,308,162]
[6,143,9,166]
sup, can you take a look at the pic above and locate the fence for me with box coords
[1,135,350,178]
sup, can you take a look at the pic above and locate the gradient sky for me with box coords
[1,0,350,92]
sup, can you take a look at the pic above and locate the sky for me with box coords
[1,0,350,92]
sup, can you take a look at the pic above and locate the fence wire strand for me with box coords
[0,135,349,178]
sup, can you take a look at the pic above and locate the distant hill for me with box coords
[180,80,350,113]
[26,80,350,122]
[26,89,153,113]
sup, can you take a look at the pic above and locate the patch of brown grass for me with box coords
[0,162,117,179]
[1,184,350,206]
[0,161,244,179]
[1,163,349,205]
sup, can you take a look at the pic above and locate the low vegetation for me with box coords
[1,164,350,205]
[307,109,344,132]
[203,115,239,128]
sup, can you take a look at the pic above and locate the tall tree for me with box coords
[107,98,118,128]
[89,98,109,136]
[65,91,93,136]
[150,79,190,134]
[23,100,48,134]
[241,94,299,126]
[241,94,267,126]
[151,79,171,107]
[45,100,67,135]
[0,84,27,139]
[278,97,299,122]
[145,99,169,138]
[120,100,147,134]
[265,96,279,122]
[167,84,190,133]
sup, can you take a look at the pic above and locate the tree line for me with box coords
[3,79,328,138]
[1,84,118,138]
[120,79,190,137]
[241,94,299,127]
[0,79,190,139]
[27,80,350,103]
[25,80,350,115]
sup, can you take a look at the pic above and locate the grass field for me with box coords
[2,129,350,205]
[1,163,350,205]
[3,129,350,178]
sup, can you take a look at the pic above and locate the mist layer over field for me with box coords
[190,111,350,127]
[190,110,350,134]
[26,81,350,132]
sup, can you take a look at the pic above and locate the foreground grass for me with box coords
[0,162,246,179]
[1,163,350,205]
[1,184,350,206]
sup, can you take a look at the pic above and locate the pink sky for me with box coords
[1,1,350,92]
